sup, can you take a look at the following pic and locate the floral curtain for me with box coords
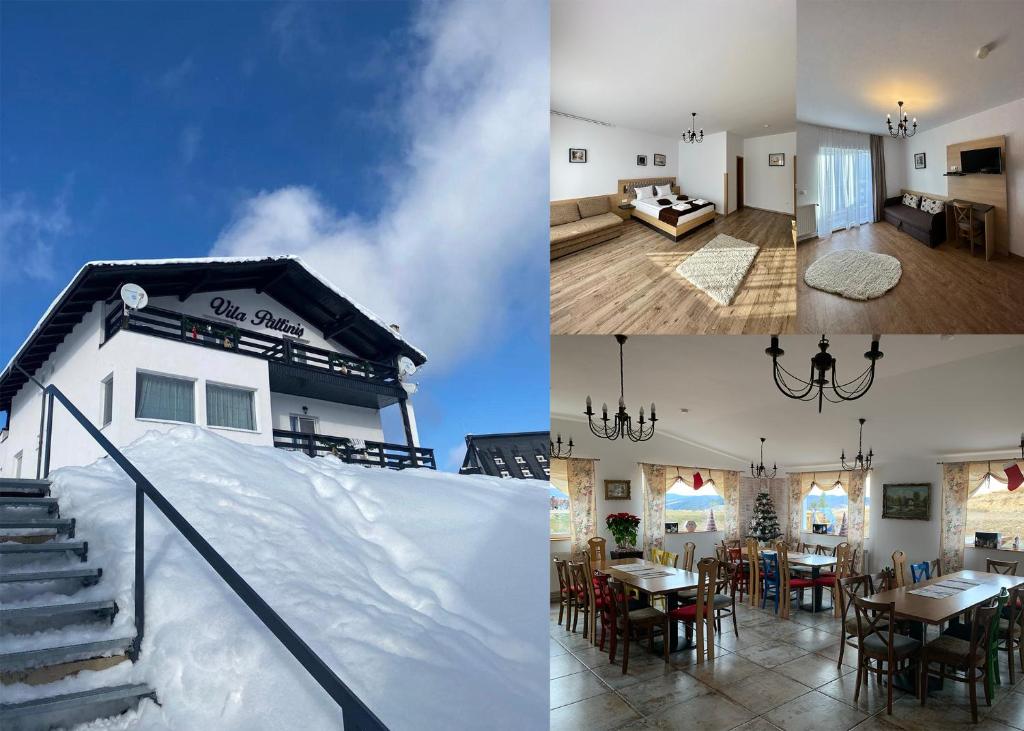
[940,462,970,572]
[641,463,667,555]
[566,458,597,556]
[846,471,866,572]
[720,470,741,540]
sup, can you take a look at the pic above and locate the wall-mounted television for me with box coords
[960,146,1002,174]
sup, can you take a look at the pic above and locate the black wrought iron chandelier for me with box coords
[765,335,884,413]
[840,418,874,472]
[550,434,573,459]
[886,100,917,139]
[750,438,777,479]
[584,334,657,442]
[682,112,703,144]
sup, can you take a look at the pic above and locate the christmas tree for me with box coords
[705,508,717,532]
[748,490,782,543]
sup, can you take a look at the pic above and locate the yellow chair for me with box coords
[659,550,679,568]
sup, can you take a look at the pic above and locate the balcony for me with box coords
[272,429,436,470]
[105,305,407,408]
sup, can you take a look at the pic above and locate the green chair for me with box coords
[987,588,1010,696]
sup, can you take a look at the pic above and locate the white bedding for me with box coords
[633,196,715,224]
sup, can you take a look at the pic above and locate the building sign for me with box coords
[209,297,305,338]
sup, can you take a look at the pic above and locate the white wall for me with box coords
[270,393,384,443]
[550,115,678,200]
[740,132,796,215]
[677,131,728,212]
[896,96,1024,256]
[864,459,941,574]
[883,136,905,198]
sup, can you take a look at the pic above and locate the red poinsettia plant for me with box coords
[606,512,641,548]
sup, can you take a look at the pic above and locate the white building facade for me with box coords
[0,257,433,477]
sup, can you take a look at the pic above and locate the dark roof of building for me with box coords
[460,431,549,481]
[1,256,426,413]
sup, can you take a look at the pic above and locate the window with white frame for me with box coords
[514,455,526,464]
[665,468,725,532]
[206,383,256,431]
[964,462,1024,548]
[802,475,849,535]
[135,372,195,423]
[499,469,511,478]
[537,454,547,464]
[101,374,113,427]
[494,457,505,466]
[14,451,23,479]
[549,458,569,537]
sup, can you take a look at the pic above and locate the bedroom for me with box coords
[549,0,798,336]
[795,0,1024,333]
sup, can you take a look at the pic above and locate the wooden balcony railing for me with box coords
[272,429,436,471]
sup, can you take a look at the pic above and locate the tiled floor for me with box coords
[550,597,1024,731]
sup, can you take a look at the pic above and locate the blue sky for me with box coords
[0,0,549,471]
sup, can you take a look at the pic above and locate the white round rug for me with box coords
[803,249,902,301]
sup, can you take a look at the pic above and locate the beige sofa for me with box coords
[550,195,624,260]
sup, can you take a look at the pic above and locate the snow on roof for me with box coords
[1,255,426,385]
[3,426,548,729]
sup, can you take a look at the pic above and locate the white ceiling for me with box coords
[552,335,1024,468]
[798,0,1024,134]
[551,0,797,140]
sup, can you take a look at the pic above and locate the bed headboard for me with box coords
[617,176,679,200]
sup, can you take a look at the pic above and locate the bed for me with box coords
[618,176,716,240]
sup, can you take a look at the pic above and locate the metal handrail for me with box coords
[271,428,437,470]
[17,366,387,730]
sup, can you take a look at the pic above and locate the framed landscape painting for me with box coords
[882,483,931,520]
[605,479,631,500]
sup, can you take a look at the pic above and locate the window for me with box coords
[206,384,256,430]
[802,476,848,535]
[101,375,113,427]
[537,454,547,464]
[499,469,511,478]
[543,467,550,478]
[494,457,505,466]
[135,372,195,423]
[964,462,1024,548]
[814,127,873,234]
[665,470,724,532]
[514,455,526,465]
[549,458,570,537]
[864,474,871,539]
[520,467,533,478]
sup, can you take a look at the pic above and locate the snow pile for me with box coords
[2,426,548,729]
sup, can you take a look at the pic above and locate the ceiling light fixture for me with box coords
[584,335,657,442]
[840,418,874,472]
[550,434,573,459]
[886,100,917,139]
[550,110,615,127]
[682,112,704,144]
[765,335,884,413]
[977,43,992,59]
[750,437,777,479]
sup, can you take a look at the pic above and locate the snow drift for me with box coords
[1,426,548,729]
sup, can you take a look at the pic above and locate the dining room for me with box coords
[549,333,1024,730]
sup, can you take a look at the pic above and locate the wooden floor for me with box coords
[550,208,797,335]
[797,222,1024,333]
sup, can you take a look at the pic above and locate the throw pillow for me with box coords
[551,200,581,226]
[577,196,610,218]
[920,197,944,215]
[902,193,920,209]
[655,184,672,197]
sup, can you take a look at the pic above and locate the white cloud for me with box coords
[159,56,195,91]
[0,190,72,281]
[211,0,548,370]
[179,124,202,165]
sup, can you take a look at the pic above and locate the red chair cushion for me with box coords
[813,576,836,586]
[789,578,815,589]
[668,604,699,621]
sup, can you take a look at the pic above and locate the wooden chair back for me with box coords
[839,574,875,633]
[892,550,908,588]
[682,541,696,571]
[554,558,571,597]
[814,544,830,555]
[715,545,728,563]
[987,558,1019,576]
[649,547,663,564]
[659,549,679,568]
[852,595,896,659]
[833,541,849,558]
[580,553,597,642]
[588,536,607,562]
[930,557,944,578]
[774,541,798,618]
[692,557,719,663]
[568,561,590,631]
[802,542,818,555]
[746,537,761,607]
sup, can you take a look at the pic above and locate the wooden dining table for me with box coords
[592,557,702,651]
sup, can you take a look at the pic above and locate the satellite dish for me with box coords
[397,356,417,377]
[120,283,149,310]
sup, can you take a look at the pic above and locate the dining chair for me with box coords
[891,550,908,588]
[817,542,852,616]
[746,537,761,607]
[594,571,612,651]
[801,542,819,555]
[760,550,782,614]
[930,557,944,578]
[668,557,718,663]
[658,549,679,568]
[953,201,985,255]
[814,544,830,556]
[682,542,696,571]
[554,558,576,628]
[587,536,607,562]
[713,560,740,638]
[580,552,600,644]
[649,547,664,565]
[837,574,878,669]
[910,560,931,584]
[775,541,814,619]
[921,602,999,723]
[852,595,923,715]
[789,538,802,553]
[604,577,669,674]
[987,558,1019,576]
[569,561,593,636]
[998,585,1024,684]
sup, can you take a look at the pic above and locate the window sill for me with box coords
[207,424,260,435]
[136,417,196,427]
[666,530,723,536]
[966,544,1024,553]
[550,535,571,542]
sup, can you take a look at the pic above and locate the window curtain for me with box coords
[846,471,866,572]
[787,473,815,542]
[136,373,194,423]
[940,462,970,572]
[967,460,1024,493]
[641,463,667,554]
[814,126,873,236]
[565,458,597,556]
[206,385,255,430]
[870,134,886,222]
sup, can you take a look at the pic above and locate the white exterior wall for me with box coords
[270,393,384,443]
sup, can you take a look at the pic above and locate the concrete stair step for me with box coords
[0,518,75,539]
[0,683,156,731]
[0,567,102,592]
[0,600,118,635]
[0,541,88,563]
[0,498,59,516]
[1,637,134,685]
[0,479,51,499]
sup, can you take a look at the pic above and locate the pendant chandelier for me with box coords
[840,418,874,472]
[550,434,573,459]
[886,100,917,139]
[584,334,657,442]
[765,335,884,413]
[682,112,704,144]
[750,437,777,479]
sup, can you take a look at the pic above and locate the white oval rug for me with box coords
[804,249,902,300]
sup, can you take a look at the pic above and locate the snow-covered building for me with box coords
[0,257,435,477]
[459,431,549,480]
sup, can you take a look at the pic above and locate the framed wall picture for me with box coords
[768,153,785,167]
[636,155,647,166]
[914,152,926,169]
[569,148,587,163]
[653,153,666,166]
[665,522,679,534]
[882,483,931,520]
[604,479,631,500]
